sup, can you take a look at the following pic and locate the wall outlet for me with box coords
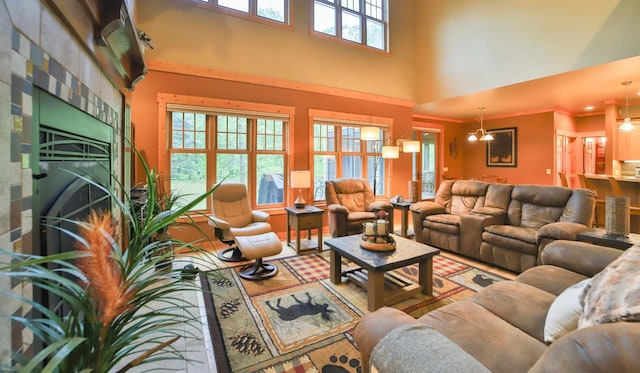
[546,169,551,175]
[443,167,449,172]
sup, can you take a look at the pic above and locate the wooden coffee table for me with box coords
[325,234,440,312]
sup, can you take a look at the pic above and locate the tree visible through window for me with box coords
[313,0,387,50]
[169,110,287,211]
[196,0,289,24]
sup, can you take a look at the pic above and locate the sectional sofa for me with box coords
[410,180,596,272]
[353,240,640,372]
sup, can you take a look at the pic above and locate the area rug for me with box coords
[200,252,509,373]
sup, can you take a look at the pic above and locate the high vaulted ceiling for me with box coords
[414,55,640,121]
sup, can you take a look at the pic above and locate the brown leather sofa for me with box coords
[353,240,640,372]
[325,178,394,237]
[411,180,595,272]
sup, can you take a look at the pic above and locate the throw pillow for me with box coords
[578,244,640,329]
[543,278,591,343]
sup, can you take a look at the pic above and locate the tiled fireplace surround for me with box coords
[1,1,124,364]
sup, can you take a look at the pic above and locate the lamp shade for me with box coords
[290,170,311,188]
[402,140,420,153]
[360,126,380,141]
[381,145,399,159]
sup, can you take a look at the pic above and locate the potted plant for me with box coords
[1,149,217,372]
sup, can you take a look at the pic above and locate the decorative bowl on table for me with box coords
[360,233,396,251]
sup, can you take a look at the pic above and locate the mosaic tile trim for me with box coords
[10,28,120,127]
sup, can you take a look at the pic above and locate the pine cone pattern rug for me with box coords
[201,252,509,372]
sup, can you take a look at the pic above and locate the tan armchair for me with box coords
[207,183,282,279]
[325,178,394,237]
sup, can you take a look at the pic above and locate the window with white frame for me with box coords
[169,108,288,211]
[312,121,388,201]
[313,0,387,50]
[193,0,290,24]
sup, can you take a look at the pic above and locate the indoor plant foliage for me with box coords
[1,152,217,372]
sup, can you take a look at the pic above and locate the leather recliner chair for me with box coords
[325,178,394,237]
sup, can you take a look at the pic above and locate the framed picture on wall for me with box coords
[486,127,517,167]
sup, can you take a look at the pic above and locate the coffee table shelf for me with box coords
[325,234,440,312]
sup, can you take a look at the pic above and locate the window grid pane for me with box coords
[256,119,284,151]
[171,153,208,210]
[314,1,337,35]
[171,112,207,150]
[341,126,361,152]
[256,154,284,204]
[314,123,336,152]
[342,10,362,43]
[365,0,383,20]
[257,0,285,22]
[313,154,336,200]
[217,116,248,150]
[218,0,249,12]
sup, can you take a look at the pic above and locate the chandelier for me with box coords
[467,107,493,142]
[619,81,635,132]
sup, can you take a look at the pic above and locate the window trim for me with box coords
[178,0,294,30]
[157,93,296,213]
[308,109,393,203]
[311,0,388,52]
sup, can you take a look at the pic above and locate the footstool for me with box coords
[234,232,282,280]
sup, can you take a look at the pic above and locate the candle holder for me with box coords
[361,210,396,251]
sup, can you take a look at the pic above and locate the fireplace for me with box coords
[32,89,114,311]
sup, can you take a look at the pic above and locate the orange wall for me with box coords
[131,70,416,234]
[443,112,556,185]
[576,114,606,132]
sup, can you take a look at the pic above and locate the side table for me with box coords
[390,200,414,238]
[576,228,640,250]
[285,206,324,254]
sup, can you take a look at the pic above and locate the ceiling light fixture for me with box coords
[467,107,493,142]
[619,81,635,132]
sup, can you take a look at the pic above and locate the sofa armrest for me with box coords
[252,210,270,222]
[540,240,622,277]
[368,200,392,212]
[410,201,446,218]
[207,215,230,229]
[471,206,506,220]
[535,221,589,243]
[459,213,503,258]
[353,307,419,373]
[529,322,640,373]
[327,203,349,215]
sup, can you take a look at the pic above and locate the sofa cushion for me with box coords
[579,244,640,328]
[516,264,587,296]
[418,300,547,372]
[544,278,591,343]
[471,281,555,342]
[425,213,460,226]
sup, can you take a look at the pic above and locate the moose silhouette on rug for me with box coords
[472,273,498,287]
[266,292,336,321]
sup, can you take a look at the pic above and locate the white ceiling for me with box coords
[413,55,640,121]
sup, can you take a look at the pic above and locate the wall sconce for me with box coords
[290,170,311,209]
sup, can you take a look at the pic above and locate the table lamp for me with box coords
[291,170,311,209]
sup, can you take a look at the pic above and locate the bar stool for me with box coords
[558,172,568,187]
[577,174,604,228]
[607,176,640,218]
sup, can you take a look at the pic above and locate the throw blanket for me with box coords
[370,324,491,373]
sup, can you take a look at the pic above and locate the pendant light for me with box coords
[467,107,493,141]
[619,81,635,132]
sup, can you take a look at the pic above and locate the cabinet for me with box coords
[618,124,640,160]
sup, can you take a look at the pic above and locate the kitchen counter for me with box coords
[583,174,640,183]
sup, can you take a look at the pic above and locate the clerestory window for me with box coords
[193,0,290,25]
[312,0,387,51]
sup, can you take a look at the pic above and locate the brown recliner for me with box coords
[325,178,394,237]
